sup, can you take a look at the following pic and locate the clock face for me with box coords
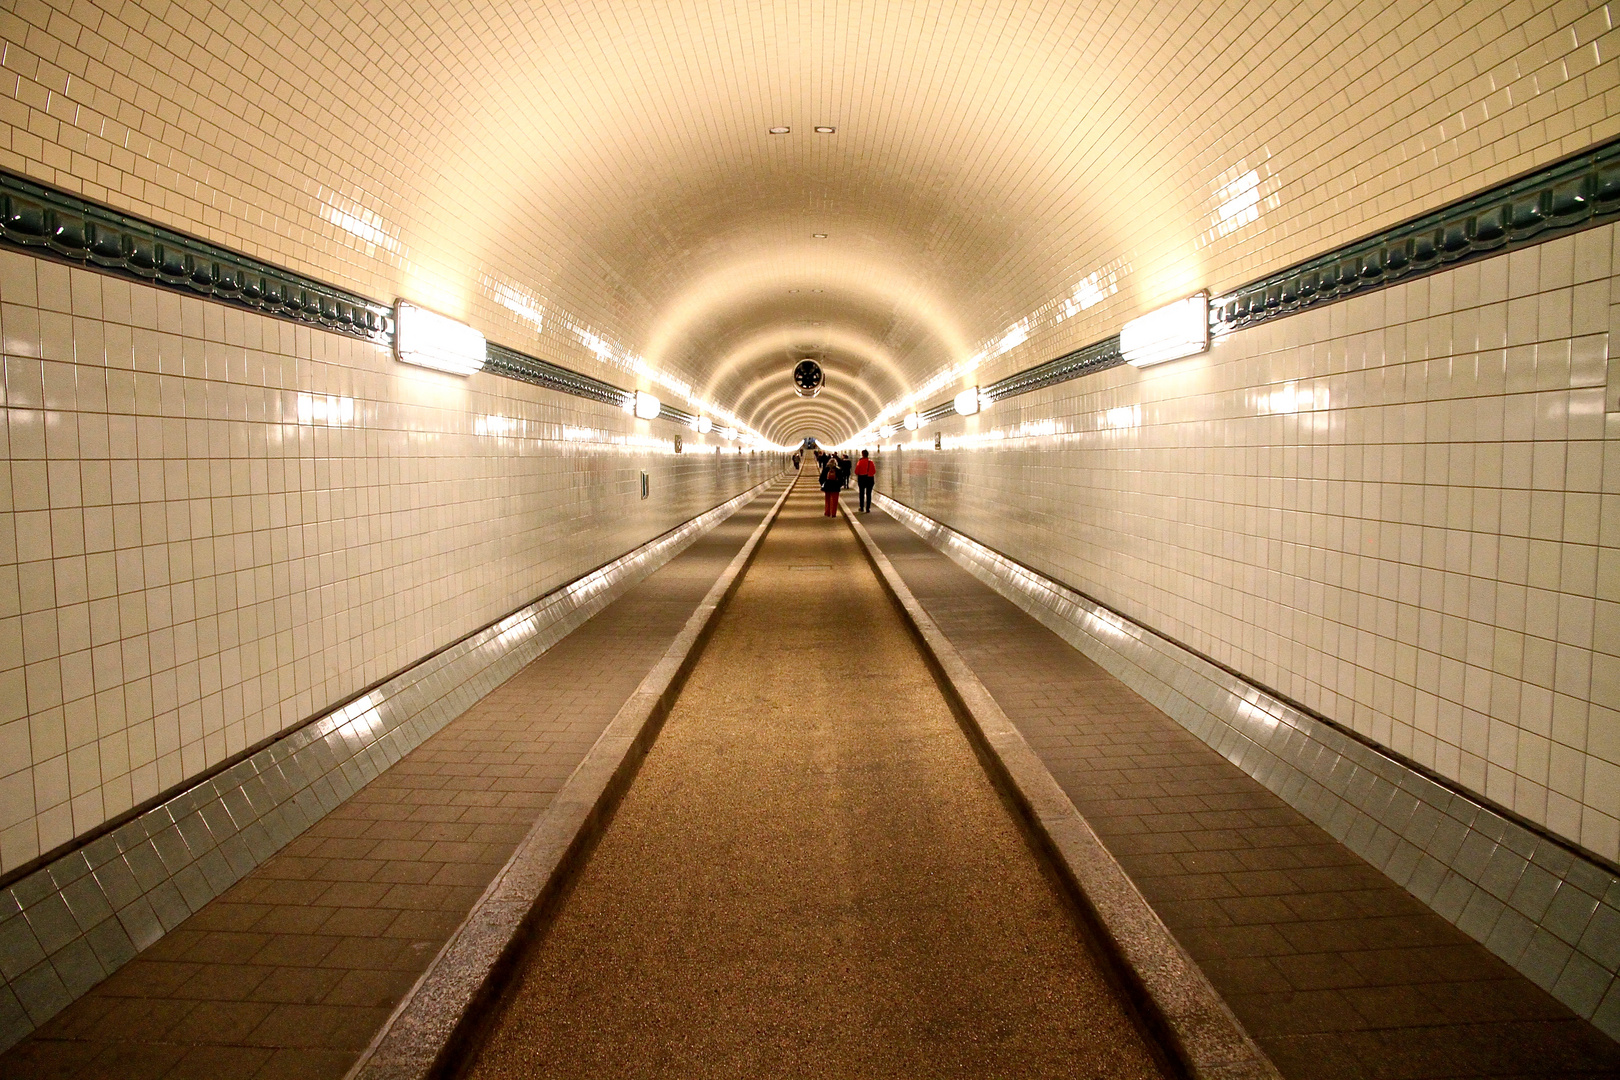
[792,359,824,397]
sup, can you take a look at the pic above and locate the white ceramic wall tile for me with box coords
[0,1,1612,445]
[0,252,784,875]
[874,490,1620,1039]
[873,221,1620,864]
[0,472,779,1051]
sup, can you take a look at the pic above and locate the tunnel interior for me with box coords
[0,0,1617,1076]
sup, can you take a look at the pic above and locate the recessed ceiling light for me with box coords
[769,126,791,134]
[814,126,836,134]
[812,233,827,238]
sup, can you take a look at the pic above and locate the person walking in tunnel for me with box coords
[855,449,876,512]
[819,455,843,516]
[837,451,853,490]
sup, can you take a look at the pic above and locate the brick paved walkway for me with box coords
[859,508,1620,1080]
[0,493,780,1080]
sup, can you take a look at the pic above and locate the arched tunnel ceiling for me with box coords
[41,0,1560,444]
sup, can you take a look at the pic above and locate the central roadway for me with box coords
[463,474,1168,1079]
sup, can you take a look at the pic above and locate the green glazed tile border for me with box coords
[913,133,1620,419]
[0,169,638,412]
[1210,136,1620,333]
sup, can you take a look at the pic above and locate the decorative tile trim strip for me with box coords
[873,493,1620,1041]
[903,134,1620,421]
[1210,137,1620,334]
[0,170,392,341]
[482,342,628,408]
[0,170,642,414]
[0,477,782,1054]
[982,335,1124,404]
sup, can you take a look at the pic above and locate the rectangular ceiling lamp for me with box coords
[954,387,981,416]
[394,301,486,375]
[1120,293,1209,367]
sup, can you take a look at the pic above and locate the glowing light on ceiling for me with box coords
[1058,260,1128,321]
[482,273,545,333]
[321,200,402,255]
[1213,169,1262,238]
[954,387,982,416]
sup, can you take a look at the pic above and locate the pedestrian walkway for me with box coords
[461,480,1169,1079]
[857,507,1620,1080]
[0,490,784,1080]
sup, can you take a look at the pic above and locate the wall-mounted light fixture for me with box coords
[720,426,737,440]
[394,301,486,375]
[1121,292,1209,367]
[695,416,713,434]
[632,390,662,420]
[879,425,894,439]
[954,387,982,416]
[904,412,921,430]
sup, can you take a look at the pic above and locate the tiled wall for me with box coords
[0,0,1613,439]
[0,475,777,1049]
[0,251,783,875]
[875,221,1620,864]
[874,492,1620,1037]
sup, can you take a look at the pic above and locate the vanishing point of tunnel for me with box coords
[0,2,1617,1079]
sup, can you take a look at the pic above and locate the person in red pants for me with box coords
[854,449,876,512]
[820,457,842,516]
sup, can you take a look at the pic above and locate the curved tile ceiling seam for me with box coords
[699,324,910,409]
[748,387,870,443]
[730,359,889,422]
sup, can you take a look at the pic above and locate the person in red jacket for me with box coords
[854,449,877,512]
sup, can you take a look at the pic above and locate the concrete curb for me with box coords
[345,476,797,1080]
[842,507,1283,1080]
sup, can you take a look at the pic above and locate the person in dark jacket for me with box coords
[820,457,843,516]
[837,452,853,490]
